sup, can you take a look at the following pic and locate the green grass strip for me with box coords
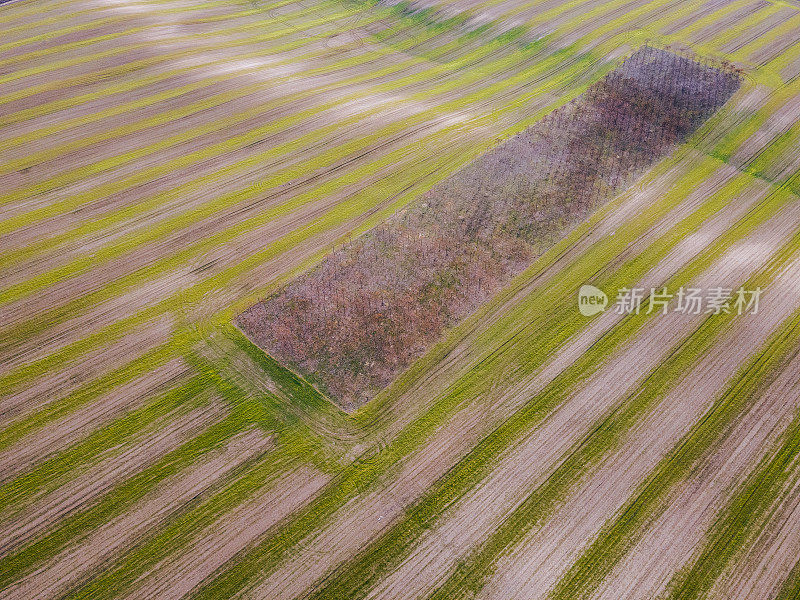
[426,184,781,598]
[66,446,299,600]
[775,555,800,600]
[182,348,330,465]
[0,347,283,587]
[0,0,335,90]
[0,406,256,588]
[222,322,348,427]
[0,1,356,114]
[0,12,443,176]
[0,43,583,377]
[0,37,550,291]
[0,340,183,455]
[185,335,341,467]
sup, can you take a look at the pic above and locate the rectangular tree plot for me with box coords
[237,46,741,411]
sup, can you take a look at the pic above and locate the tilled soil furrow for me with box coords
[590,347,800,600]
[0,428,273,600]
[481,204,800,600]
[0,399,228,558]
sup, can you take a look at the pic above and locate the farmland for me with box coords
[238,46,741,410]
[2,0,800,599]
